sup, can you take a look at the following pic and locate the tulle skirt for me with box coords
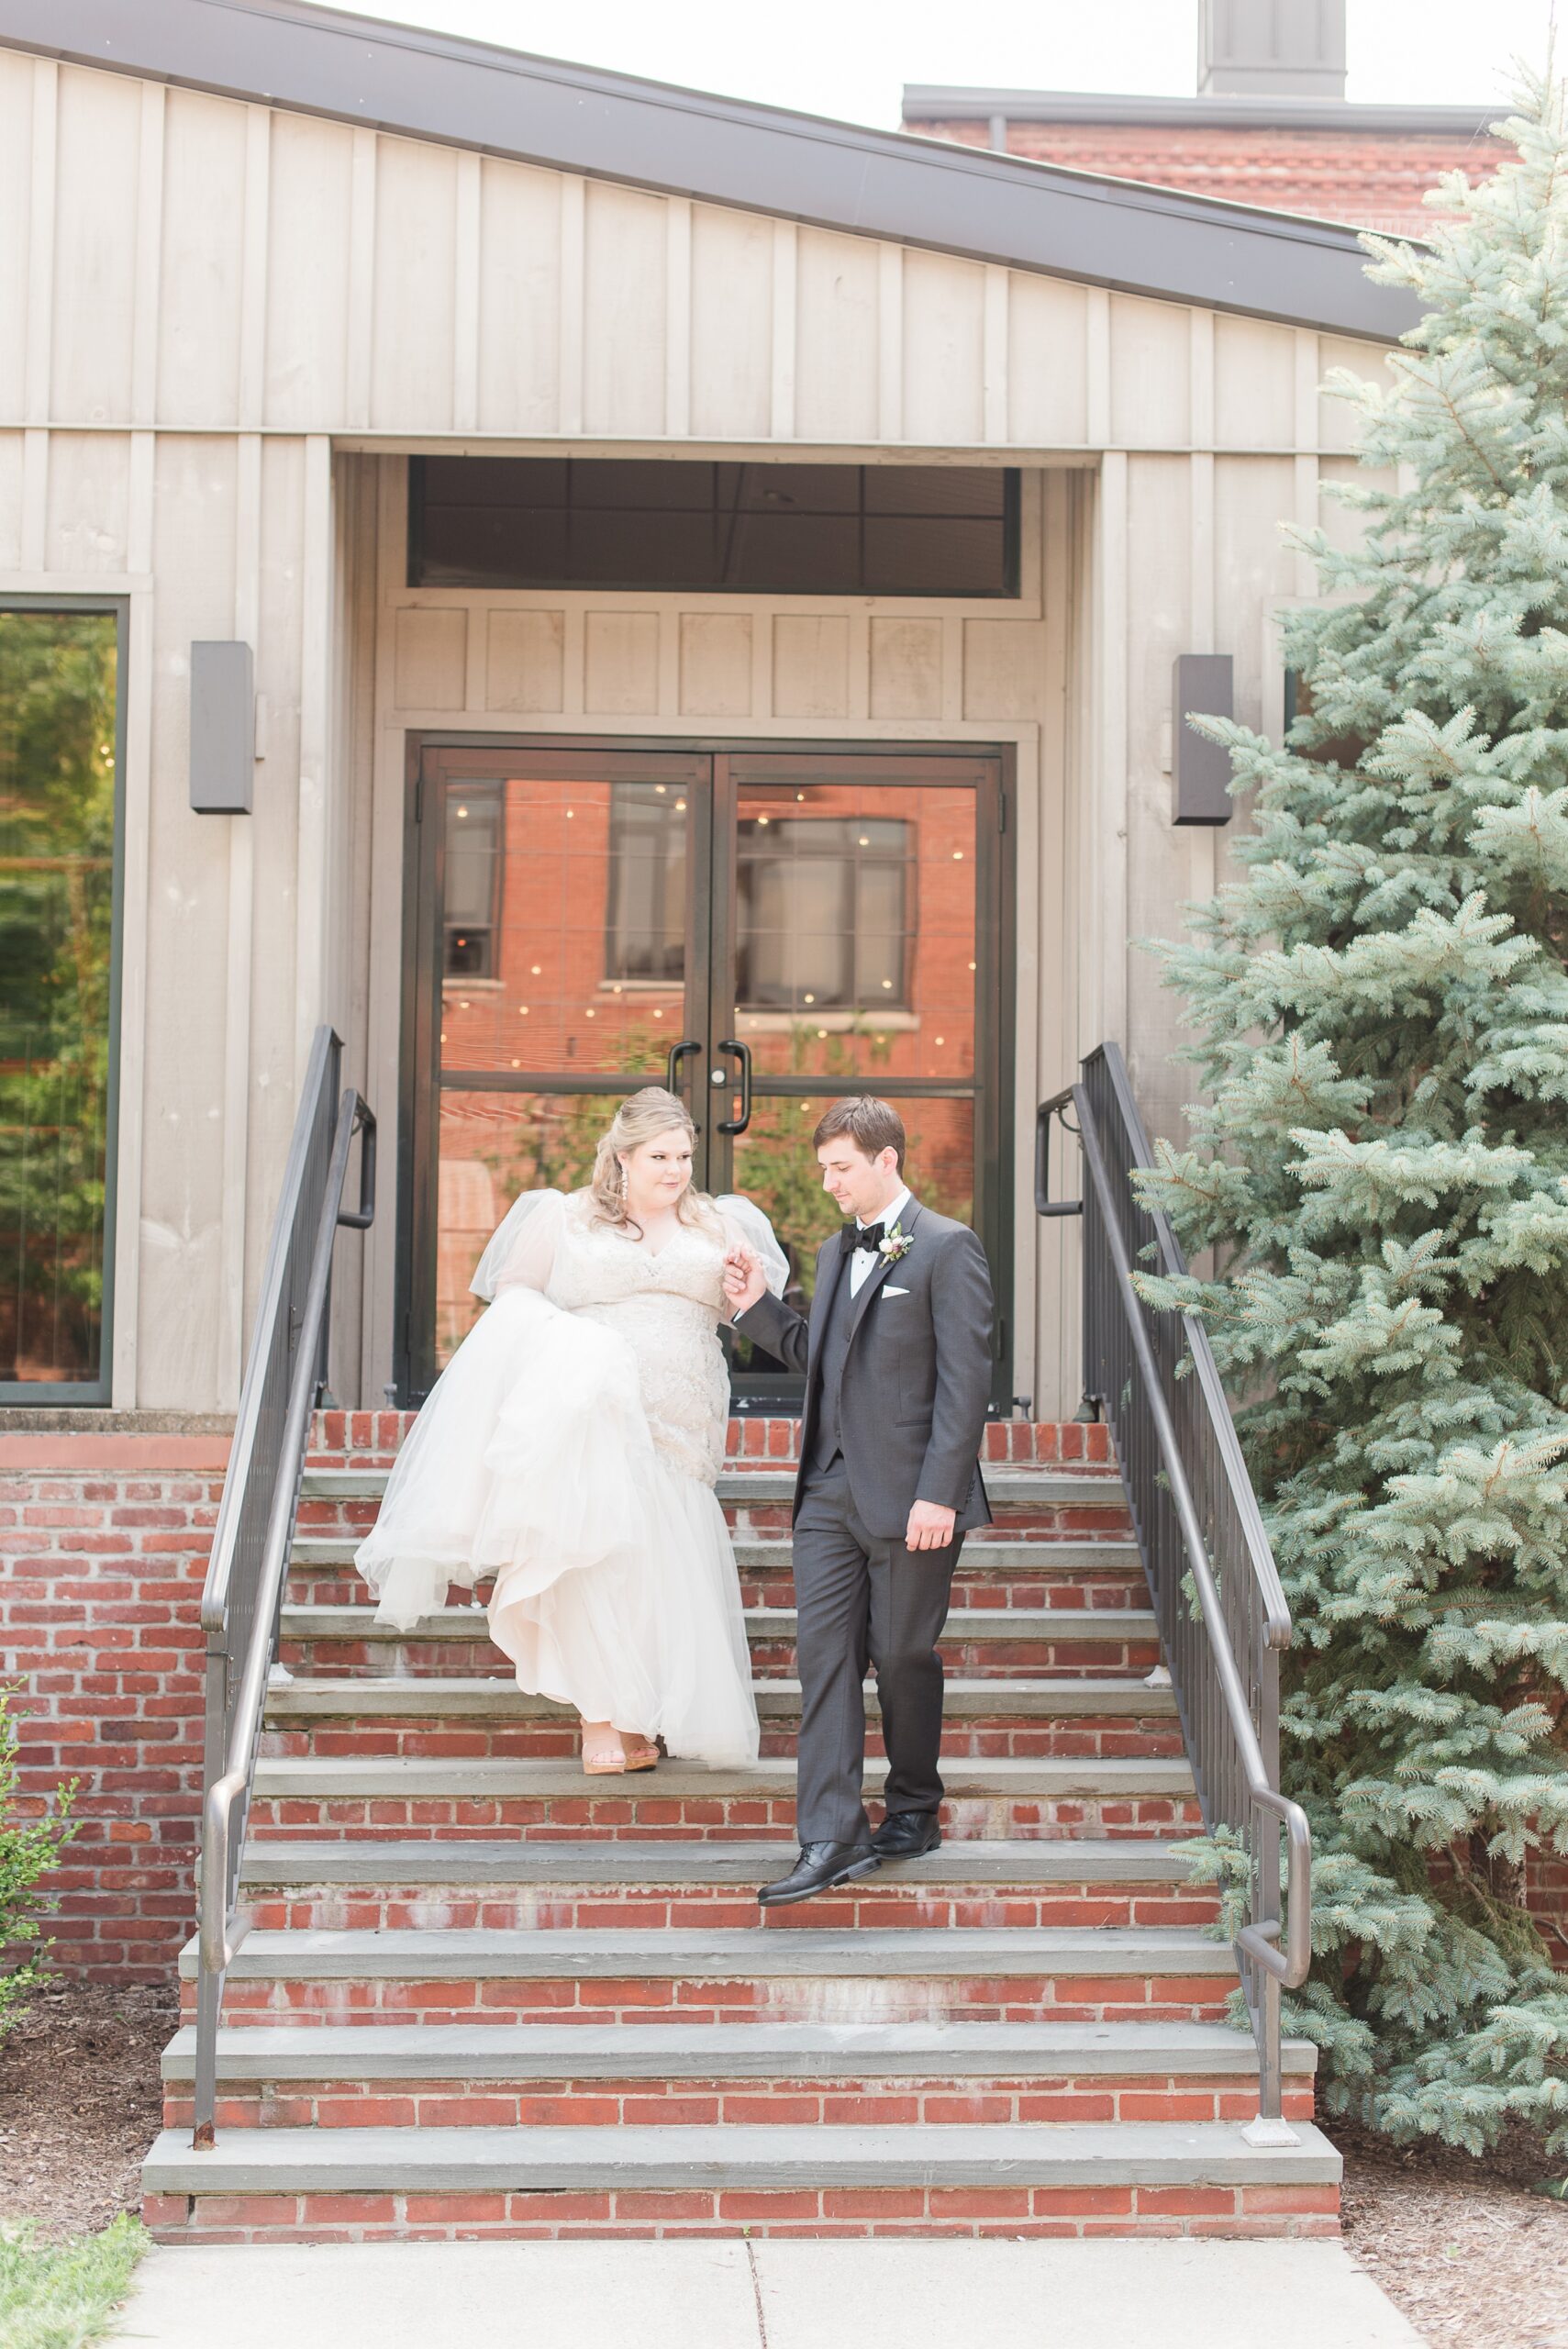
[353,1286,760,1766]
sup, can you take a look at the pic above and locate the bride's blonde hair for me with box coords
[589,1086,719,1239]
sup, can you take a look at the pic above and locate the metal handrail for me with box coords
[192,1026,374,2147]
[1039,1042,1311,2132]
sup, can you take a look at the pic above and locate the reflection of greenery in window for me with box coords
[0,611,117,1386]
[737,818,911,1011]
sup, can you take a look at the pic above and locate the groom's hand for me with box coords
[906,1499,957,1552]
[723,1245,767,1319]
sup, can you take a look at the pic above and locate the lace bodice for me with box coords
[472,1188,783,1487]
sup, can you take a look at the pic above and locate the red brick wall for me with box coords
[0,1433,229,1982]
[902,117,1506,238]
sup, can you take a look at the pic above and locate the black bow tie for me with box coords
[842,1219,888,1256]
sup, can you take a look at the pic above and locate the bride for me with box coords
[353,1086,785,1774]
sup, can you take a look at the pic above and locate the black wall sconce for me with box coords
[1172,653,1234,825]
[189,640,255,814]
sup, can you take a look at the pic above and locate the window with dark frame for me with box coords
[736,816,913,1012]
[410,458,1020,598]
[442,782,504,979]
[605,785,687,985]
[0,603,122,1396]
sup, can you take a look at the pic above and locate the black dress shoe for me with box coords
[872,1810,942,1859]
[758,1840,881,1908]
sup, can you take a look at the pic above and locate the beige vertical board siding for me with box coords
[486,609,566,711]
[43,434,129,573]
[773,614,850,717]
[0,435,21,570]
[901,250,985,445]
[395,607,467,707]
[689,204,774,440]
[1120,454,1194,1144]
[793,228,878,440]
[1108,297,1192,450]
[50,66,140,424]
[1030,467,1084,1418]
[583,183,668,436]
[1215,455,1297,726]
[584,610,660,712]
[370,138,458,433]
[869,618,943,719]
[264,112,352,428]
[362,457,407,1399]
[476,159,562,434]
[679,613,752,716]
[0,53,34,422]
[157,91,247,426]
[1317,332,1396,451]
[1213,315,1297,450]
[246,432,308,1308]
[137,436,236,1405]
[1006,274,1089,447]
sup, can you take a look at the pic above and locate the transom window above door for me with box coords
[409,458,1020,597]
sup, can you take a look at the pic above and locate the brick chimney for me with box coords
[1196,0,1348,99]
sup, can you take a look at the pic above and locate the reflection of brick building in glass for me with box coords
[432,769,980,1363]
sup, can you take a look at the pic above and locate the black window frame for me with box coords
[408,458,1021,599]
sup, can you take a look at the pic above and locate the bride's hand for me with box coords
[723,1245,766,1318]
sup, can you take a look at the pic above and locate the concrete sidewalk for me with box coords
[117,2239,1421,2348]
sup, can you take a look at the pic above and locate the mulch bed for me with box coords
[0,1981,176,2242]
[3,1979,1567,2349]
[1338,2114,1568,2349]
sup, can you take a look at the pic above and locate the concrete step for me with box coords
[262,1675,1177,1722]
[279,1600,1158,1649]
[288,1538,1139,1574]
[141,2119,1341,2242]
[250,1753,1195,1804]
[162,2017,1312,2085]
[297,1466,1129,1510]
[236,1837,1197,1889]
[230,1834,1216,1933]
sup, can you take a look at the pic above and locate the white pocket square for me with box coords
[882,1285,910,1298]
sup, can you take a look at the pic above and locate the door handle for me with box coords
[716,1038,752,1135]
[665,1039,702,1097]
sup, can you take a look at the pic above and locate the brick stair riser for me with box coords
[284,1556,1149,1613]
[237,1884,1222,1933]
[256,1720,1186,1765]
[305,1412,1119,1475]
[276,1636,1163,1680]
[183,1975,1237,2028]
[244,1793,1204,1842]
[143,2180,1340,2243]
[162,2077,1316,2132]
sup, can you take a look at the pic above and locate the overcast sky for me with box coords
[328,0,1559,127]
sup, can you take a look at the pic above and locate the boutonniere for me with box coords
[878,1223,914,1264]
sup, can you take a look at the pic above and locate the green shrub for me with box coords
[0,1688,78,2042]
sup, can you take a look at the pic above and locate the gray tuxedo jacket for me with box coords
[736,1193,994,1540]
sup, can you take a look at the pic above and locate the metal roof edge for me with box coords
[0,0,1421,342]
[901,84,1506,138]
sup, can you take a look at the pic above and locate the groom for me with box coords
[724,1097,994,1908]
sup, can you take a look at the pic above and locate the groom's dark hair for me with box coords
[813,1097,906,1173]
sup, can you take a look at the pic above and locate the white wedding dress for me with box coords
[353,1187,786,1766]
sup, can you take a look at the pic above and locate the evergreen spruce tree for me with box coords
[1140,76,1568,2153]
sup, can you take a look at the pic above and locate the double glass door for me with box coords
[398,742,1011,1405]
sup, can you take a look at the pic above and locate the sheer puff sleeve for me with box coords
[471,1188,570,1301]
[716,1195,789,1299]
